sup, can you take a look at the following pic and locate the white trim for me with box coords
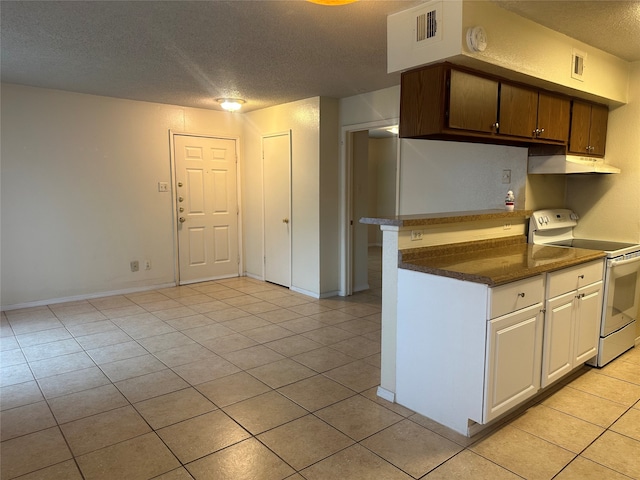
[339,118,400,297]
[179,273,239,285]
[245,272,264,282]
[290,286,321,299]
[377,386,395,403]
[1,283,176,312]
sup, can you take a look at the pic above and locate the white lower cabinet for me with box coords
[395,259,604,436]
[541,261,603,387]
[484,303,543,422]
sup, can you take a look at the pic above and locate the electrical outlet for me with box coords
[130,260,139,272]
[411,230,424,241]
[502,169,511,184]
[158,182,169,192]
[144,260,151,270]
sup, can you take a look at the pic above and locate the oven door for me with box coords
[602,255,640,335]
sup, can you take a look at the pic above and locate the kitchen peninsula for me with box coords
[361,210,605,436]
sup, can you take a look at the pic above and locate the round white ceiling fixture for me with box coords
[466,26,487,52]
[217,98,245,112]
[307,0,358,5]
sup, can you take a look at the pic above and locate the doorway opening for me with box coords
[340,120,400,296]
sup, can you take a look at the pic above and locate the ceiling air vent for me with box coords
[414,1,442,47]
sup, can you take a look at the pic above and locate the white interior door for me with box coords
[174,135,239,284]
[263,132,291,287]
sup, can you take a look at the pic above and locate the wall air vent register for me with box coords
[415,1,442,46]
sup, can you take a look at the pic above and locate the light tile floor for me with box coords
[1,247,639,479]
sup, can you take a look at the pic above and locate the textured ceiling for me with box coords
[1,1,638,113]
[493,0,640,63]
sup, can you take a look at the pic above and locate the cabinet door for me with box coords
[588,104,608,156]
[574,281,603,364]
[484,304,543,422]
[448,70,498,134]
[499,83,537,138]
[541,292,574,388]
[568,101,592,154]
[537,93,570,142]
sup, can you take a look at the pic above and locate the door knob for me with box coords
[178,182,183,187]
[282,218,289,224]
[179,217,186,223]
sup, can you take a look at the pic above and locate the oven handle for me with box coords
[609,256,640,267]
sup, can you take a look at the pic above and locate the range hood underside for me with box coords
[528,155,621,174]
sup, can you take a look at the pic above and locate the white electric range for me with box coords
[529,209,640,366]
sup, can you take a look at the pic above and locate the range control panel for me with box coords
[531,209,578,231]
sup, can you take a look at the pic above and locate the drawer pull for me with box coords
[578,275,585,279]
[518,292,525,298]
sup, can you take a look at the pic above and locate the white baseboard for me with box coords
[1,282,176,311]
[377,386,395,403]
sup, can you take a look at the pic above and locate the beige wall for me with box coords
[243,97,340,298]
[567,63,640,243]
[1,84,243,308]
[389,1,629,104]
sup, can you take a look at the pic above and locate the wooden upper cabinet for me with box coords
[569,101,608,156]
[399,62,606,152]
[448,69,498,134]
[499,83,538,138]
[499,84,569,142]
[536,93,571,142]
[399,64,448,138]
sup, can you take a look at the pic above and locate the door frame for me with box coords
[339,119,401,296]
[261,131,292,285]
[169,130,243,286]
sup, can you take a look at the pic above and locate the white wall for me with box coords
[243,97,340,298]
[319,98,341,296]
[399,140,527,214]
[1,84,243,308]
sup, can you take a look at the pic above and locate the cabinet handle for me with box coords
[578,274,584,279]
[539,128,545,136]
[492,122,499,130]
[518,292,525,298]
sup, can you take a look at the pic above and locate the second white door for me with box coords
[263,132,291,287]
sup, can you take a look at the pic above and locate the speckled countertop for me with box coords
[360,209,533,227]
[399,236,606,286]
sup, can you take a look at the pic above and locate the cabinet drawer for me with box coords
[547,260,604,298]
[490,276,544,319]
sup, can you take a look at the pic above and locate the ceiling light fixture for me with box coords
[307,0,358,5]
[217,98,245,112]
